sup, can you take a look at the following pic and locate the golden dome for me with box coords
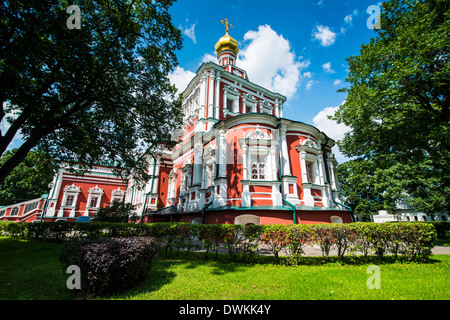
[215,31,239,55]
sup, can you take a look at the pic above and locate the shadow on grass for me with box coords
[100,260,177,300]
[160,247,443,267]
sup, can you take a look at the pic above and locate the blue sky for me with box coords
[168,0,384,162]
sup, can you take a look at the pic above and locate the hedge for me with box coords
[0,220,440,262]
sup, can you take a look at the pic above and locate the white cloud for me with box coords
[344,14,353,24]
[341,9,358,34]
[312,103,351,163]
[303,71,312,79]
[333,79,342,86]
[305,80,318,90]
[168,66,196,93]
[322,62,335,73]
[237,25,309,99]
[180,21,197,44]
[201,52,218,64]
[312,25,336,47]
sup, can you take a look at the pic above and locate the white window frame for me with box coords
[10,207,19,216]
[240,126,277,182]
[223,86,239,114]
[110,187,125,204]
[86,185,104,209]
[167,168,178,202]
[61,183,81,208]
[297,137,325,186]
[250,153,267,181]
[242,94,257,114]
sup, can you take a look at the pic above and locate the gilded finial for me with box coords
[221,18,233,34]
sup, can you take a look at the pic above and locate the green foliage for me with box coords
[59,236,161,297]
[0,0,183,184]
[93,202,137,223]
[1,221,442,263]
[333,0,450,215]
[0,149,55,206]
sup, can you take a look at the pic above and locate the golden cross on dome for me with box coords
[221,18,233,33]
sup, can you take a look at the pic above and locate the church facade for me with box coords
[127,26,352,225]
[0,26,352,225]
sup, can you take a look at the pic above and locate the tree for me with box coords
[333,0,450,215]
[93,201,137,223]
[0,149,56,206]
[0,0,183,184]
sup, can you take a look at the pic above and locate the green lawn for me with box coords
[0,238,449,300]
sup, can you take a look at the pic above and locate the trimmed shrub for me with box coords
[2,220,438,263]
[59,236,161,297]
[285,224,314,265]
[260,224,290,263]
[200,224,227,259]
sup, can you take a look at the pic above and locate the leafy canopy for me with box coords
[0,0,183,184]
[0,149,56,206]
[334,0,449,215]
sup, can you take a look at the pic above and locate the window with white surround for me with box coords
[207,164,214,187]
[111,187,125,204]
[61,183,81,208]
[239,125,278,182]
[23,201,39,214]
[10,207,19,216]
[305,161,315,184]
[297,137,324,186]
[223,86,239,114]
[65,195,74,206]
[86,185,104,209]
[251,154,266,180]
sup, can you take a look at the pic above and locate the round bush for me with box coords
[59,236,161,297]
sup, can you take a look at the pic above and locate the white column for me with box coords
[271,144,278,180]
[327,158,339,191]
[200,73,207,119]
[317,151,325,186]
[151,158,160,193]
[208,71,215,119]
[215,73,221,119]
[218,129,227,178]
[275,98,280,117]
[279,125,291,176]
[242,144,248,180]
[192,139,203,186]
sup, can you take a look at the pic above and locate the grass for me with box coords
[0,238,449,300]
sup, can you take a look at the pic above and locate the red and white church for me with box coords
[0,25,352,225]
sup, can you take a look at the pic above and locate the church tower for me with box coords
[215,19,239,67]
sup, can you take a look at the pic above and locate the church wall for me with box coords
[55,176,126,218]
[176,209,352,225]
[286,133,304,200]
[157,160,172,208]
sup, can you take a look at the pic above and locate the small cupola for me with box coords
[215,19,238,67]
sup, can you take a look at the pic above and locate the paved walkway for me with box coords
[300,244,450,256]
[186,241,450,257]
[432,246,450,255]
